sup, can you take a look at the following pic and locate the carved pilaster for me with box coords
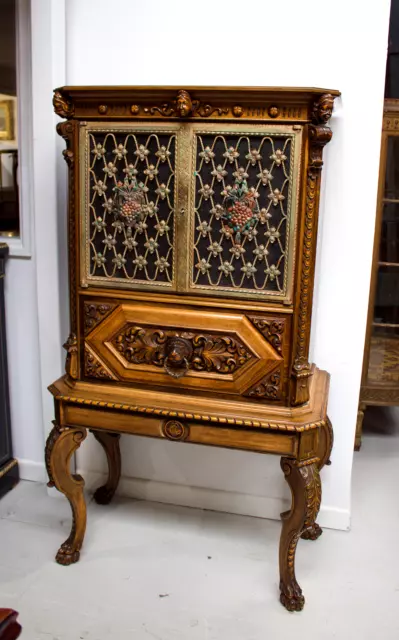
[63,333,78,380]
[56,120,77,343]
[291,94,336,405]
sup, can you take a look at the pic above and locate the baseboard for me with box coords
[17,458,46,483]
[79,470,350,531]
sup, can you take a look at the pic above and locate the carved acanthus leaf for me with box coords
[112,325,252,374]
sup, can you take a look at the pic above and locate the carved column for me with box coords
[56,110,79,379]
[291,95,335,405]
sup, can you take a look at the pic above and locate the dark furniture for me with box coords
[47,86,339,611]
[0,243,18,496]
[356,99,399,449]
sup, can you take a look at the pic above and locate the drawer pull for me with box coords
[164,337,193,379]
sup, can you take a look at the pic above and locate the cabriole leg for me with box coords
[279,457,321,611]
[91,430,121,505]
[45,423,87,565]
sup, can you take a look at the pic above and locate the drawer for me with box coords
[64,405,298,457]
[83,300,290,399]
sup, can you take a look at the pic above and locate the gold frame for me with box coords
[180,122,302,304]
[80,121,302,304]
[79,121,183,292]
[0,100,15,140]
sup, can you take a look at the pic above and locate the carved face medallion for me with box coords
[112,177,146,226]
[221,179,258,244]
[176,89,193,117]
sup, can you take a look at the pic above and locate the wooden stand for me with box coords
[47,369,332,611]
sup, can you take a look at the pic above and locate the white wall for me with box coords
[8,0,388,528]
[63,0,391,530]
[4,0,66,482]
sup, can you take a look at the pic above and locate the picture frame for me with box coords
[0,101,15,141]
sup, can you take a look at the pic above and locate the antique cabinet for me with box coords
[47,86,339,611]
[0,243,18,497]
[356,99,399,449]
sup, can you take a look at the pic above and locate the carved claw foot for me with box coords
[55,542,81,566]
[301,522,323,540]
[279,580,305,612]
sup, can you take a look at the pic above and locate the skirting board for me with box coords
[79,469,351,532]
[18,458,46,483]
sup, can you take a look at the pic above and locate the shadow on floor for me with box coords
[362,405,399,437]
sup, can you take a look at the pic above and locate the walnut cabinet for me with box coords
[47,86,339,611]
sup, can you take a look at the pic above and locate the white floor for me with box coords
[1,414,399,639]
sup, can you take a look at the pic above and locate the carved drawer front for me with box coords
[80,122,182,292]
[83,301,285,397]
[183,123,302,303]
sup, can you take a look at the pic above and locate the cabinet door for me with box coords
[79,122,183,292]
[180,123,303,303]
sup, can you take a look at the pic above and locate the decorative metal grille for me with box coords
[191,132,295,296]
[87,130,176,286]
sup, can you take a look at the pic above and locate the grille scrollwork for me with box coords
[87,130,177,287]
[191,131,297,297]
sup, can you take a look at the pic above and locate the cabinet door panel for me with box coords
[183,123,302,303]
[80,122,183,292]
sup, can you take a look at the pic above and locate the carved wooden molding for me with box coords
[53,87,340,124]
[112,325,252,374]
[299,460,321,531]
[144,89,229,118]
[84,302,116,335]
[360,386,399,403]
[248,316,285,354]
[48,385,325,432]
[245,367,282,400]
[84,345,116,380]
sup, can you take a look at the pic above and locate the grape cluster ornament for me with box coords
[221,179,258,245]
[112,177,146,226]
